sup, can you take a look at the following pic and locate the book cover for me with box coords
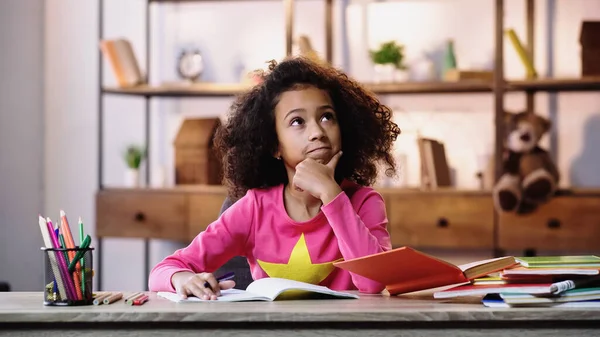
[502,266,599,277]
[499,287,600,305]
[433,283,554,299]
[157,277,359,303]
[333,247,517,295]
[482,294,600,308]
[516,256,600,268]
[505,28,537,78]
[99,38,144,88]
[472,276,505,285]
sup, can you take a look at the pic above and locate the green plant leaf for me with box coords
[369,41,405,69]
[124,145,146,169]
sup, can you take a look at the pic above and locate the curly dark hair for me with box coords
[214,57,401,200]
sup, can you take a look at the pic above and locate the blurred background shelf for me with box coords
[103,81,494,97]
[102,77,600,98]
[365,81,492,94]
[149,0,289,2]
[507,77,600,92]
[102,83,253,97]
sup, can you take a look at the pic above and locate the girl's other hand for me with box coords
[172,271,236,301]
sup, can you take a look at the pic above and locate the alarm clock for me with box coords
[177,49,204,82]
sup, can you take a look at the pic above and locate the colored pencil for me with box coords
[67,235,91,272]
[57,230,69,264]
[103,292,123,304]
[78,217,86,298]
[60,210,83,300]
[46,217,77,301]
[93,292,112,305]
[125,292,144,305]
[60,210,77,260]
[132,294,149,306]
[38,216,68,301]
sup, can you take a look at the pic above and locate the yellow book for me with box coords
[506,28,537,78]
[473,276,505,285]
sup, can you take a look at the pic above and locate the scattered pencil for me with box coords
[91,291,125,305]
[103,292,123,304]
[93,292,112,305]
[125,292,144,305]
[132,294,149,306]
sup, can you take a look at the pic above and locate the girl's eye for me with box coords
[290,118,304,126]
[321,112,335,122]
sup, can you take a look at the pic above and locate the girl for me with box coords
[149,57,401,300]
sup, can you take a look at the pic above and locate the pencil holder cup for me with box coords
[42,247,94,306]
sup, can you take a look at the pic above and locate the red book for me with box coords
[333,247,517,295]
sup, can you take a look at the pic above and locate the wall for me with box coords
[0,0,45,291]
[44,0,99,289]
[43,0,600,291]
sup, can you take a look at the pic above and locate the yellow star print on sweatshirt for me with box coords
[257,233,340,284]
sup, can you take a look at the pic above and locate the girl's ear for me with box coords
[273,149,282,160]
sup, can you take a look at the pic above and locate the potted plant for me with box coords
[123,144,145,187]
[369,41,408,82]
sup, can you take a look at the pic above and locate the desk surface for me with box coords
[2,291,600,323]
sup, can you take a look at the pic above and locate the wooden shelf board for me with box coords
[98,186,486,195]
[150,0,282,2]
[507,77,600,92]
[364,81,493,94]
[102,77,600,98]
[102,83,253,97]
[377,187,492,196]
[97,186,600,197]
[368,77,600,94]
[99,185,228,194]
[103,81,495,97]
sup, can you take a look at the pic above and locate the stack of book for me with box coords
[332,247,600,307]
[478,256,600,308]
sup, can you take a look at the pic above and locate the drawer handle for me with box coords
[134,212,146,222]
[547,218,561,229]
[437,217,449,228]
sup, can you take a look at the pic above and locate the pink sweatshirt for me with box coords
[148,180,391,294]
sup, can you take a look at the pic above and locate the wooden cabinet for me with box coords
[96,189,189,241]
[96,186,228,242]
[499,194,600,252]
[96,187,600,253]
[382,190,494,249]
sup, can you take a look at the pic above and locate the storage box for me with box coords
[174,118,223,185]
[579,21,600,76]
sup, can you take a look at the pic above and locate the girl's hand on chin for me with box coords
[292,151,343,203]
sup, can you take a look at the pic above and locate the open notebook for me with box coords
[157,277,359,302]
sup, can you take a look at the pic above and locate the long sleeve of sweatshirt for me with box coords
[320,187,392,293]
[148,191,255,292]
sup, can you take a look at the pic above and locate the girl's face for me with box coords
[273,86,341,168]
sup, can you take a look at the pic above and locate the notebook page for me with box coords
[246,278,358,300]
[157,289,269,302]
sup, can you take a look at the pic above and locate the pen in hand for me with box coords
[204,272,236,292]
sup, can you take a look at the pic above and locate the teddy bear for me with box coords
[492,111,560,214]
